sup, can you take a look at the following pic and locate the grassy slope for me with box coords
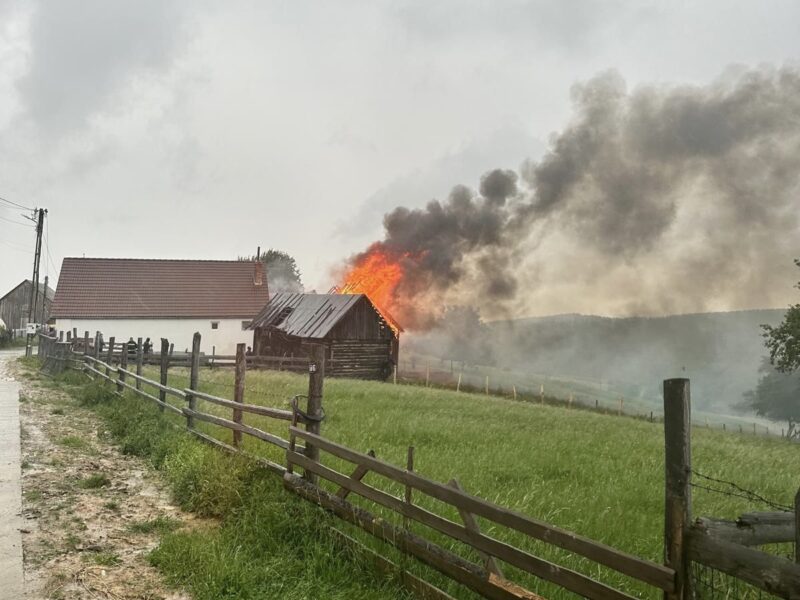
[147,367,800,599]
[40,366,412,600]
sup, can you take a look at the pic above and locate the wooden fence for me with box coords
[663,379,800,598]
[37,331,800,599]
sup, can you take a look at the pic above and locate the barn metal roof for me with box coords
[249,292,365,339]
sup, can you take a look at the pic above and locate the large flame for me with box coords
[338,246,406,331]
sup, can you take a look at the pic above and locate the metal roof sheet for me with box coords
[249,292,366,339]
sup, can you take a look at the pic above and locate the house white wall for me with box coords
[53,318,253,355]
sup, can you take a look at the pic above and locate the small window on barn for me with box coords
[241,320,250,330]
[211,321,219,330]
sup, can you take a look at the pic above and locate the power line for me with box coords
[0,214,34,227]
[0,239,33,254]
[0,195,34,211]
[44,218,58,276]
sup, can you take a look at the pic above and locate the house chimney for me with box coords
[254,260,264,287]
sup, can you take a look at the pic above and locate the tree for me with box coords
[239,249,303,294]
[743,358,800,438]
[754,258,800,436]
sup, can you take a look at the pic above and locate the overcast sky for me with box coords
[1,1,798,316]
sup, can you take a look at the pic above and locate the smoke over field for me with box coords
[340,66,800,328]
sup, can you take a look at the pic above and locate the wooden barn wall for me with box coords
[328,296,396,341]
[0,282,52,334]
[252,295,399,380]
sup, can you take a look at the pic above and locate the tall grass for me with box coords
[64,378,411,600]
[136,366,799,599]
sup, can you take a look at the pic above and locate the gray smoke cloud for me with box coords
[349,65,800,328]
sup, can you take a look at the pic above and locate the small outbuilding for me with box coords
[249,292,400,380]
[0,279,55,337]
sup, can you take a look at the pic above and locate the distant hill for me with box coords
[410,309,787,413]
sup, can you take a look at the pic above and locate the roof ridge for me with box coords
[62,257,255,263]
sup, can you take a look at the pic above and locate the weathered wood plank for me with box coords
[329,527,458,600]
[304,344,325,484]
[233,343,246,448]
[287,451,639,600]
[695,516,795,546]
[118,369,186,399]
[449,478,504,578]
[288,427,675,592]
[159,338,170,409]
[335,450,376,499]
[186,389,293,421]
[687,526,800,598]
[116,377,183,416]
[284,471,542,600]
[184,408,293,450]
[663,378,691,600]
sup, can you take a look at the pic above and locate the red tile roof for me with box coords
[51,258,269,319]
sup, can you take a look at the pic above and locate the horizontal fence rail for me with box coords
[286,427,675,599]
[36,331,799,599]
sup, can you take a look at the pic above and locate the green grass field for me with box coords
[138,365,799,599]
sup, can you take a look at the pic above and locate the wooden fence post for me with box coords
[485,375,489,395]
[117,341,128,393]
[795,488,800,564]
[664,378,692,600]
[135,337,143,391]
[94,331,101,359]
[456,372,462,392]
[159,338,170,412]
[540,384,544,405]
[186,333,200,428]
[83,331,89,356]
[106,336,115,377]
[233,343,246,448]
[304,343,325,484]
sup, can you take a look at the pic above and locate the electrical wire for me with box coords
[0,214,34,228]
[0,239,34,254]
[44,216,57,276]
[0,195,34,211]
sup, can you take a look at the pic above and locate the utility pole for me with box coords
[25,208,46,357]
[39,274,49,327]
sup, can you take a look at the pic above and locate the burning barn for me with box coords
[249,292,400,380]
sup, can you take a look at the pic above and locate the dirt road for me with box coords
[0,349,24,599]
[8,354,192,599]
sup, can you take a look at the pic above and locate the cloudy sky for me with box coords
[1,1,799,318]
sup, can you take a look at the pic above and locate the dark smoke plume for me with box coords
[350,65,800,328]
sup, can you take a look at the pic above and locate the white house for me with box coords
[50,257,269,354]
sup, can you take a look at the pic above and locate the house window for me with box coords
[241,320,250,330]
[211,321,219,330]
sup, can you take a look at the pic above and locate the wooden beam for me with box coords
[329,527,458,600]
[687,526,800,597]
[288,426,675,592]
[694,516,795,547]
[449,478,504,578]
[233,342,246,448]
[335,450,376,499]
[284,472,543,600]
[288,450,640,600]
[304,343,325,484]
[663,378,691,600]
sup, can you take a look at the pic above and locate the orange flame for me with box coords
[338,247,405,331]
